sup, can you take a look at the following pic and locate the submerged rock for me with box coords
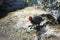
[2,0,28,12]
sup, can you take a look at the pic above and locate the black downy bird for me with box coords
[29,16,44,25]
[28,16,44,31]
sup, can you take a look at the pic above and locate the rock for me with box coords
[0,6,60,40]
[0,6,46,40]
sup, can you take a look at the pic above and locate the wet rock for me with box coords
[0,6,46,40]
[0,6,60,40]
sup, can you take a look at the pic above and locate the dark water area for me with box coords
[0,0,28,19]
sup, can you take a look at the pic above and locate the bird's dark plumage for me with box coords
[29,16,44,25]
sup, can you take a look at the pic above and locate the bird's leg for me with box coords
[28,24,37,29]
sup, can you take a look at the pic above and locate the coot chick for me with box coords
[29,16,44,25]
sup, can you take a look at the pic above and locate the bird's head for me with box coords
[29,16,32,21]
